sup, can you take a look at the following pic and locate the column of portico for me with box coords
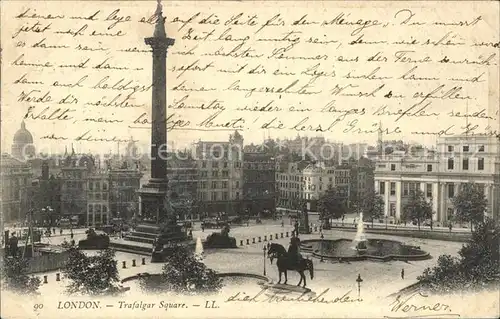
[384,181,390,217]
[395,181,402,220]
[420,182,425,193]
[439,182,446,223]
[432,182,439,221]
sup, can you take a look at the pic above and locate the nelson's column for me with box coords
[138,0,175,224]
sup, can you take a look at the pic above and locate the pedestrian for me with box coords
[60,228,63,235]
[52,228,55,234]
[70,231,74,239]
[449,222,452,233]
[401,268,404,280]
[281,220,284,227]
[201,224,205,232]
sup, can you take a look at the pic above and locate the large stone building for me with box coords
[166,152,198,220]
[58,148,142,226]
[196,131,244,216]
[276,161,351,212]
[243,152,276,215]
[11,121,36,161]
[0,153,33,223]
[374,135,500,224]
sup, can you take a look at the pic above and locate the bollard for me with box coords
[286,232,289,237]
[43,275,48,284]
[270,234,273,240]
[132,259,136,267]
[246,239,250,245]
[281,233,283,238]
[315,226,317,232]
[142,257,146,265]
[122,261,126,269]
[258,236,262,242]
[264,235,267,241]
[240,240,244,246]
[252,238,255,244]
[56,273,60,281]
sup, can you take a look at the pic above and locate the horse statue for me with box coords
[267,242,314,287]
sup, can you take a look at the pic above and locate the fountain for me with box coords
[195,237,204,261]
[352,213,367,252]
[299,211,430,262]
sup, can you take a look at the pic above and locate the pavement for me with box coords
[32,222,464,300]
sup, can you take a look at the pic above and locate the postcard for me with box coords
[1,0,499,318]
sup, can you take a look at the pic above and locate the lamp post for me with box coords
[320,232,325,262]
[356,274,363,300]
[263,245,267,276]
[385,215,388,230]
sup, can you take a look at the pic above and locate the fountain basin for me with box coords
[301,238,430,262]
[121,272,270,292]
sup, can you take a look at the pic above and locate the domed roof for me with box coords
[13,121,34,145]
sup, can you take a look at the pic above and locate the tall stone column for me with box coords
[395,181,402,220]
[137,1,175,224]
[439,182,446,223]
[384,181,390,217]
[432,182,439,221]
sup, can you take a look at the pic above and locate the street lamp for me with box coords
[263,245,267,276]
[356,274,363,300]
[320,232,325,262]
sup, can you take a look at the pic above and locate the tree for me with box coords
[139,244,222,294]
[402,190,432,230]
[63,248,121,296]
[361,191,385,227]
[418,218,499,293]
[452,182,488,232]
[2,255,41,295]
[317,187,347,228]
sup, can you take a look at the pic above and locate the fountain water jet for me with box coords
[352,213,367,251]
[195,237,204,261]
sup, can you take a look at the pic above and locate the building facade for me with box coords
[276,161,351,212]
[243,152,276,215]
[196,131,244,216]
[0,153,33,223]
[374,136,500,224]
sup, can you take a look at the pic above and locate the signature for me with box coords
[225,287,362,304]
[386,292,460,319]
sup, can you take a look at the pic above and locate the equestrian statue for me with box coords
[267,234,314,287]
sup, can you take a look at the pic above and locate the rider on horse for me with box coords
[287,234,302,265]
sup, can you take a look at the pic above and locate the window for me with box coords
[212,161,218,168]
[478,145,484,152]
[223,162,228,168]
[478,158,484,170]
[426,183,432,198]
[222,181,228,188]
[222,170,229,177]
[235,192,240,199]
[211,192,218,201]
[448,145,454,152]
[391,164,396,171]
[463,145,469,152]
[202,161,206,168]
[89,183,94,191]
[103,183,108,190]
[211,181,217,189]
[448,158,454,169]
[235,181,240,188]
[212,171,218,177]
[88,205,93,213]
[390,182,396,196]
[462,158,469,170]
[448,184,455,198]
[379,182,385,195]
[222,192,229,200]
[427,164,432,172]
